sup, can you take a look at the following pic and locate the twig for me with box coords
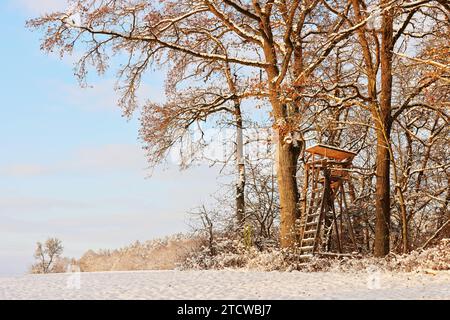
[420,219,450,250]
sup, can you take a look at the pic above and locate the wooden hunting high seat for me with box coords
[298,144,358,262]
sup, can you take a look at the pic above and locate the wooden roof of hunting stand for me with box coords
[305,144,357,161]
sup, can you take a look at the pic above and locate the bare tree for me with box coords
[140,59,247,226]
[28,0,374,249]
[31,238,64,274]
[328,0,450,256]
[27,0,449,256]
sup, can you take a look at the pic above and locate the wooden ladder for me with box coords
[298,169,335,262]
[298,208,322,261]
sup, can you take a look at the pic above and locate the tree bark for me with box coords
[374,133,391,256]
[277,135,301,248]
[235,102,245,225]
[374,3,394,257]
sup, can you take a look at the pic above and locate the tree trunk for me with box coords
[374,4,394,257]
[398,187,409,253]
[277,136,301,248]
[440,176,450,238]
[235,102,245,225]
[374,135,391,256]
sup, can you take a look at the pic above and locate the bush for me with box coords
[180,236,450,273]
[77,234,200,272]
[298,238,450,273]
[179,234,296,271]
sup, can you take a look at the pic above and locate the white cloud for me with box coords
[0,164,49,177]
[11,0,68,15]
[46,78,165,113]
[0,144,220,275]
[0,196,88,213]
[60,80,120,111]
[67,144,147,172]
[0,144,147,178]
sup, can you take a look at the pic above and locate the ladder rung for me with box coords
[301,238,314,243]
[300,245,314,251]
[303,230,316,235]
[306,221,317,226]
[299,254,313,260]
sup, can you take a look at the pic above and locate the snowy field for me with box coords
[0,270,449,300]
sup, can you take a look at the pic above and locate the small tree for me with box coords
[31,238,64,274]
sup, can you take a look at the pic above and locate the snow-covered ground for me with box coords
[0,270,449,300]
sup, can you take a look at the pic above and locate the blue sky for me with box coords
[0,0,220,275]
